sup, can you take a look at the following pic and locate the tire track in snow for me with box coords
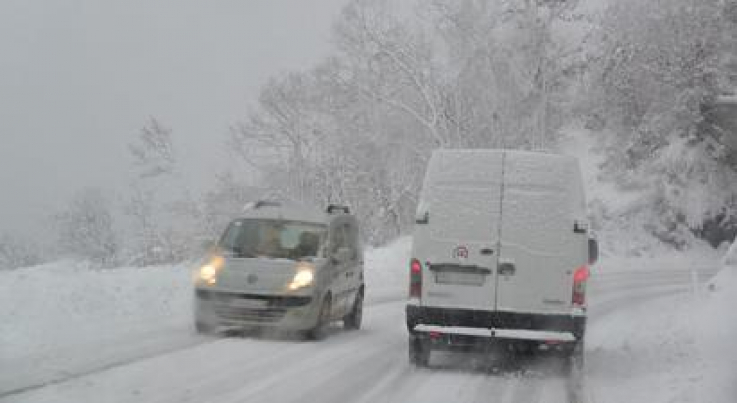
[281,339,408,403]
[147,301,408,403]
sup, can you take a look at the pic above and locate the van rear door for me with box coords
[416,151,503,310]
[495,152,587,315]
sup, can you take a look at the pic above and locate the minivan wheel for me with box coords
[343,290,363,330]
[305,297,331,341]
[194,320,214,335]
[408,335,430,367]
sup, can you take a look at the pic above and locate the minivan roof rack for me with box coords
[244,200,282,211]
[326,204,350,214]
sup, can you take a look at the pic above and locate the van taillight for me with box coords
[409,259,422,298]
[572,266,590,306]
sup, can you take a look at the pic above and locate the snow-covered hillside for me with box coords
[559,128,725,262]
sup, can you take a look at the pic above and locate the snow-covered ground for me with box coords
[0,237,410,397]
[1,236,734,403]
[0,260,196,394]
[587,264,737,403]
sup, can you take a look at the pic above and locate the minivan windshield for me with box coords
[218,219,326,260]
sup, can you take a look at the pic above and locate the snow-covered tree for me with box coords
[128,117,176,179]
[54,188,119,266]
[200,173,264,240]
[0,233,42,270]
[228,0,586,244]
[124,118,203,265]
[430,0,585,149]
[585,0,736,247]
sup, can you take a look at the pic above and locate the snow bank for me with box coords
[0,261,191,354]
[692,261,737,403]
[594,244,721,273]
[0,260,193,392]
[587,247,737,403]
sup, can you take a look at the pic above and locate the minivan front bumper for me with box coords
[195,288,321,331]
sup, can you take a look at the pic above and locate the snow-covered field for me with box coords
[1,237,735,403]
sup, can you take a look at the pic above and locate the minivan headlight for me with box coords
[288,264,314,290]
[197,256,225,285]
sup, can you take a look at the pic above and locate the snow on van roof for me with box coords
[423,148,586,223]
[431,148,576,160]
[426,149,578,184]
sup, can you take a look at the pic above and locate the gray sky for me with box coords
[0,0,348,236]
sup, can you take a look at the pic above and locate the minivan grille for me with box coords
[196,289,312,307]
[213,305,287,323]
[197,289,312,323]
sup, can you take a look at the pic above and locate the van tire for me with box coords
[306,297,331,341]
[343,289,363,330]
[408,335,430,367]
[565,339,585,373]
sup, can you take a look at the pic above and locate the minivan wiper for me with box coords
[227,246,257,258]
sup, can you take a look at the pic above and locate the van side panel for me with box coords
[413,150,504,310]
[495,152,588,315]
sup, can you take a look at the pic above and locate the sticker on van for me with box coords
[453,245,469,260]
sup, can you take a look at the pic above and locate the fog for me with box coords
[0,0,347,236]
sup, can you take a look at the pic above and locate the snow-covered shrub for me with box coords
[0,233,42,270]
[53,188,119,267]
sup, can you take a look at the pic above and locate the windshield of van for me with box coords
[218,219,326,260]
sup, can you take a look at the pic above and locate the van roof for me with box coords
[426,149,578,183]
[431,148,575,160]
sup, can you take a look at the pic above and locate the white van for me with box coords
[406,149,597,367]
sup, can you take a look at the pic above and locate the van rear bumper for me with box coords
[406,305,586,341]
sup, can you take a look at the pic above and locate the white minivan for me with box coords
[194,201,364,340]
[406,149,598,367]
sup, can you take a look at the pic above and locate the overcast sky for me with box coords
[0,0,348,236]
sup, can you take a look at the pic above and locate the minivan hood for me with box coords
[215,257,322,294]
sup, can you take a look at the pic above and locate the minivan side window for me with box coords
[330,224,347,254]
[342,222,358,260]
[329,220,359,262]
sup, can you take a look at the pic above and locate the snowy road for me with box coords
[1,267,718,403]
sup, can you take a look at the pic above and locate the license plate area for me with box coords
[230,297,268,309]
[431,264,490,286]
